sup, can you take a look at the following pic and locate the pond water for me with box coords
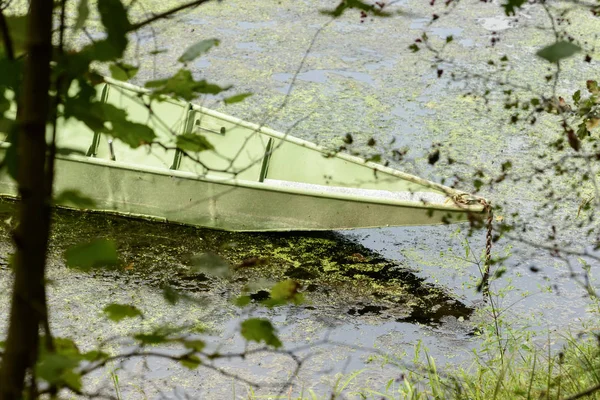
[2,0,599,398]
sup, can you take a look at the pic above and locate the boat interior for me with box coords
[2,79,469,204]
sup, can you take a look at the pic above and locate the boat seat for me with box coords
[176,107,269,181]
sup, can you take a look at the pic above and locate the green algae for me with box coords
[0,198,472,325]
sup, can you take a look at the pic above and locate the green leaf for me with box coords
[102,103,156,147]
[190,251,229,277]
[149,49,168,55]
[408,44,419,53]
[36,353,81,389]
[587,80,599,95]
[109,62,139,82]
[240,318,282,348]
[103,303,142,322]
[176,133,214,153]
[52,337,81,356]
[82,350,109,361]
[224,92,253,105]
[502,0,526,15]
[1,136,17,180]
[162,285,180,305]
[54,190,96,209]
[145,69,231,101]
[180,355,201,369]
[321,0,391,17]
[577,122,589,139]
[2,16,28,57]
[183,339,205,352]
[74,0,89,31]
[264,279,303,307]
[65,239,118,271]
[573,90,581,105]
[178,39,220,63]
[63,97,106,133]
[97,0,130,58]
[61,370,83,391]
[536,41,581,63]
[134,332,168,344]
[234,295,251,307]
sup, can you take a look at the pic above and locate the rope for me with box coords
[479,199,493,298]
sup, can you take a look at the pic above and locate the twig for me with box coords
[128,0,212,32]
[562,383,600,400]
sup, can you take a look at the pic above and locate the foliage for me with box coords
[240,318,282,348]
[1,0,600,398]
[64,238,118,271]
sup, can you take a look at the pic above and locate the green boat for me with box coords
[0,78,485,231]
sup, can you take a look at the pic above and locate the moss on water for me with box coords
[0,198,472,325]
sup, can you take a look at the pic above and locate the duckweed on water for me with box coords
[0,198,473,325]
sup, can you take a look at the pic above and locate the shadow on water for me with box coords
[0,198,473,326]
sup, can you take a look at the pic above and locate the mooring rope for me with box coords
[480,199,493,297]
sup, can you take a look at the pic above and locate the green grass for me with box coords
[248,316,600,399]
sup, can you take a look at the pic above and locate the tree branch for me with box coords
[128,0,213,32]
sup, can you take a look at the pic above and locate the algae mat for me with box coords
[0,199,476,397]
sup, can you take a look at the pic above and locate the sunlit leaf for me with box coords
[54,190,95,209]
[176,133,214,153]
[103,303,142,322]
[178,39,220,63]
[536,41,581,63]
[61,370,83,391]
[36,353,81,389]
[263,279,303,307]
[241,318,282,348]
[109,62,139,81]
[52,337,81,356]
[74,0,89,31]
[587,80,599,95]
[190,251,229,277]
[65,239,118,271]
[145,69,231,101]
[224,92,252,105]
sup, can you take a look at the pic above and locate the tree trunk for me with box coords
[0,0,54,398]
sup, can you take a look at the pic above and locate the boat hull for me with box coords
[0,146,482,232]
